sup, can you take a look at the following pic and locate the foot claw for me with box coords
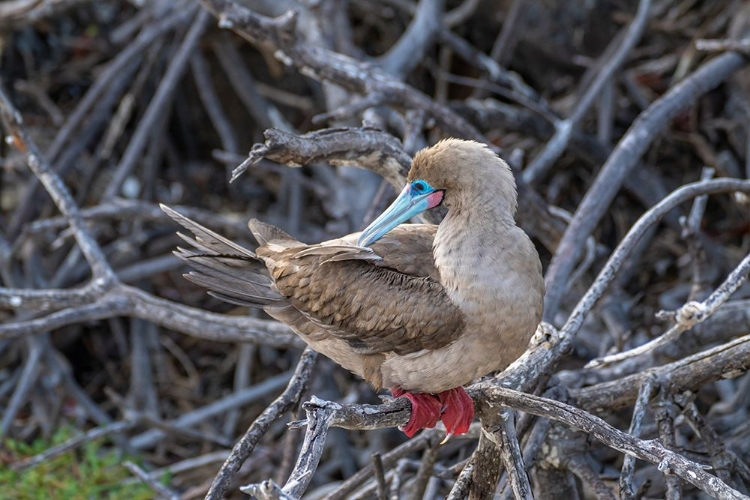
[391,387,441,437]
[439,432,454,445]
[437,387,474,436]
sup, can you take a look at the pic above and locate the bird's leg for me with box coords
[436,387,474,437]
[391,387,442,437]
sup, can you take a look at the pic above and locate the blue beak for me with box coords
[358,185,435,247]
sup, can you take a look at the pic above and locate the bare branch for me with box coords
[574,334,750,411]
[588,251,750,367]
[522,0,652,185]
[123,461,181,500]
[104,7,209,199]
[198,0,488,142]
[0,86,115,282]
[619,376,656,499]
[544,51,748,322]
[205,348,316,500]
[478,386,745,500]
[378,0,444,78]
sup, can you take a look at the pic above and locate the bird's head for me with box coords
[358,139,516,247]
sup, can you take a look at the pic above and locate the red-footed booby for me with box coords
[163,138,544,438]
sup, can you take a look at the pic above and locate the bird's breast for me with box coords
[380,221,544,393]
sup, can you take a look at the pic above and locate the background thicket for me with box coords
[1,1,750,499]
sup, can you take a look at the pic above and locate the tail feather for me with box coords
[162,204,256,258]
[175,251,274,288]
[184,271,280,307]
[162,205,286,308]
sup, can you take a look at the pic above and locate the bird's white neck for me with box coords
[433,203,518,313]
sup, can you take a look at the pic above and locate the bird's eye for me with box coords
[412,180,428,193]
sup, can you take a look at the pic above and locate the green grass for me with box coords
[1,427,161,500]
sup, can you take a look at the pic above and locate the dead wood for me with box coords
[1,0,750,499]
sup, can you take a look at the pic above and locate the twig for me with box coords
[204,348,316,500]
[242,395,336,499]
[328,430,444,500]
[522,0,652,185]
[128,319,159,417]
[190,50,240,155]
[488,0,525,66]
[696,38,750,53]
[538,178,750,379]
[22,198,248,238]
[0,335,44,440]
[0,0,91,29]
[653,388,682,500]
[478,386,745,500]
[130,369,294,449]
[0,282,303,347]
[372,453,388,500]
[619,376,656,499]
[199,0,489,142]
[446,462,474,500]
[276,411,304,485]
[587,251,750,367]
[211,33,275,130]
[444,0,480,28]
[104,6,209,199]
[412,441,439,499]
[223,343,255,437]
[496,410,533,500]
[9,4,192,237]
[312,93,386,125]
[377,0,444,78]
[565,453,616,500]
[680,399,739,486]
[683,167,716,300]
[241,480,295,500]
[439,31,550,116]
[498,412,552,499]
[123,461,180,500]
[12,420,137,471]
[389,459,411,500]
[574,334,750,412]
[597,80,615,146]
[125,411,233,448]
[230,127,411,190]
[0,86,115,282]
[120,451,231,488]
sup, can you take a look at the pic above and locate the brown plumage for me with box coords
[163,138,544,437]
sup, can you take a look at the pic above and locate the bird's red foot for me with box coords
[391,387,442,437]
[437,387,474,436]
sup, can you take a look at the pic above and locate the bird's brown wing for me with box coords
[255,223,465,356]
[364,225,440,281]
[164,206,463,356]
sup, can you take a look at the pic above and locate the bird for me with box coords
[162,138,544,438]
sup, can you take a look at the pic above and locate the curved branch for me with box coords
[543,51,748,322]
[0,283,303,348]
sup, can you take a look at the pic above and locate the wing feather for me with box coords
[264,230,465,355]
